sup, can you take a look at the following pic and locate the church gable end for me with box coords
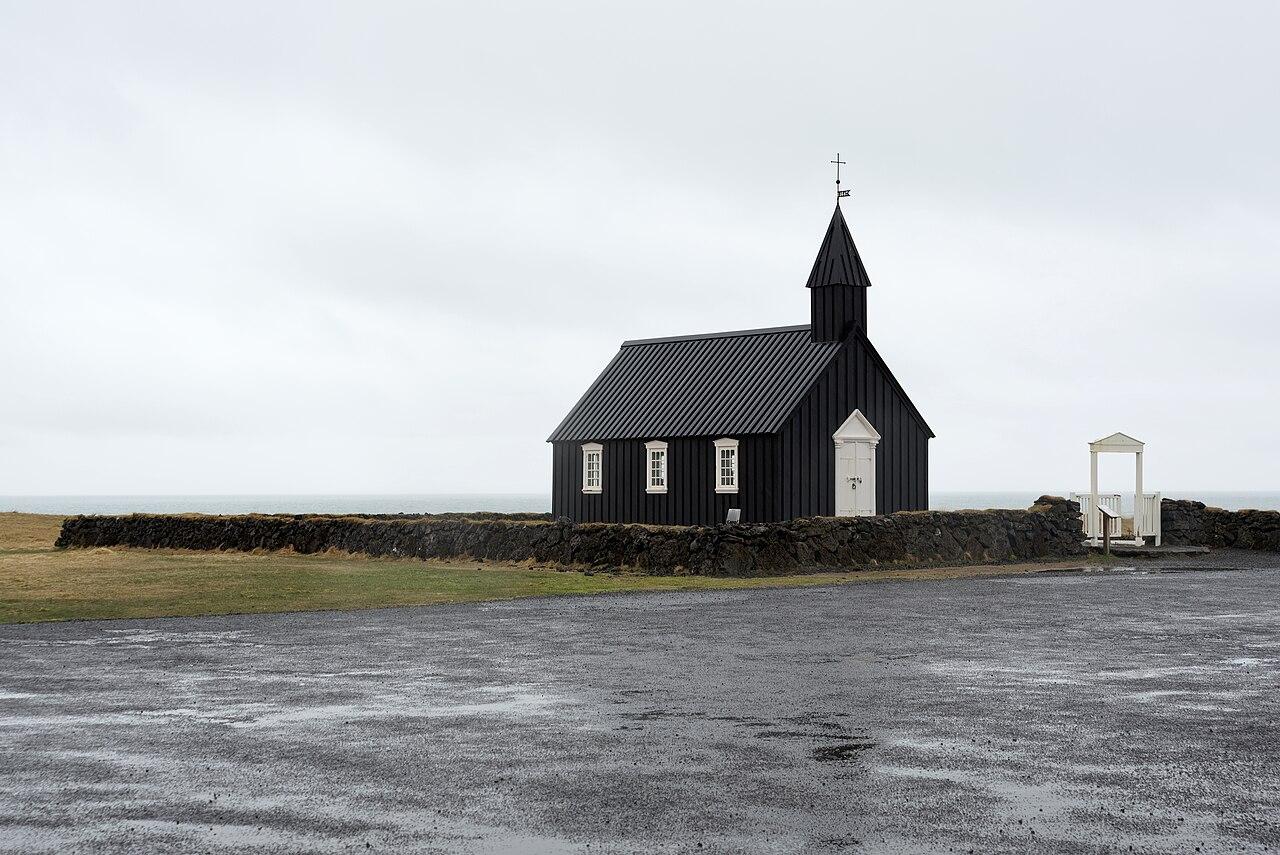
[774,330,931,519]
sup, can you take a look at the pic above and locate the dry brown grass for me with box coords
[0,513,65,551]
[0,511,1086,624]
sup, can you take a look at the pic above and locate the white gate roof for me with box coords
[1089,431,1144,453]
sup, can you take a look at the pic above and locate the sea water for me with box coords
[0,494,551,516]
[928,492,1280,513]
[4,492,1279,515]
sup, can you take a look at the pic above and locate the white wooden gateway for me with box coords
[1074,432,1161,546]
[834,409,879,517]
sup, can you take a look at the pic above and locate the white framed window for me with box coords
[645,440,668,494]
[713,437,738,493]
[581,443,602,494]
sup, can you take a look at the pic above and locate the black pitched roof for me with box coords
[806,203,873,289]
[547,326,841,442]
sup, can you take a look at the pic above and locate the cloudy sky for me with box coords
[3,1,1278,498]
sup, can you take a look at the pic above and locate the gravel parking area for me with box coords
[2,556,1279,853]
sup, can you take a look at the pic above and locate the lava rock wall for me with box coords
[56,497,1085,577]
[1161,499,1280,551]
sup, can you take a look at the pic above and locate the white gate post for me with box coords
[1089,450,1099,544]
[1134,450,1144,542]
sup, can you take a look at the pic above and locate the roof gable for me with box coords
[833,409,881,442]
[547,326,841,442]
[850,329,935,438]
[1090,432,1144,452]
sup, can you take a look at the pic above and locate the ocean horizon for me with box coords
[4,491,1279,516]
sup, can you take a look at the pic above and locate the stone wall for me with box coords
[1161,499,1280,551]
[56,497,1085,577]
[1160,499,1216,546]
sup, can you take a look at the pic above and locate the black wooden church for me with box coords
[547,199,933,525]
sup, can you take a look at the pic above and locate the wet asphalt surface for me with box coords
[2,554,1279,854]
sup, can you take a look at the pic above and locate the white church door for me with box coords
[833,410,881,517]
[835,441,876,516]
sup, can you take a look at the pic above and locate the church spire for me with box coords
[807,203,872,341]
[805,203,872,290]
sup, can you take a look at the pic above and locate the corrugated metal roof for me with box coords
[547,325,841,442]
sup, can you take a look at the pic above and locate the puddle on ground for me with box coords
[887,735,985,756]
[1182,610,1280,621]
[124,819,321,849]
[811,741,875,762]
[48,747,162,768]
[1127,689,1192,701]
[0,685,569,731]
[234,691,562,729]
[1098,665,1217,680]
[874,763,1084,816]
[5,629,263,650]
[927,660,1089,687]
[621,708,681,721]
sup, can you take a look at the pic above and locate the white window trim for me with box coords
[581,442,603,494]
[644,440,668,494]
[713,437,739,494]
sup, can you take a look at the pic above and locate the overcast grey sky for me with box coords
[3,1,1278,496]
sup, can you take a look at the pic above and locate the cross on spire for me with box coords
[829,153,851,201]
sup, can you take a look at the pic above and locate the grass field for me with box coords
[0,512,1080,625]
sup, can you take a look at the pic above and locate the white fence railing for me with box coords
[1071,492,1163,545]
[1136,492,1162,546]
[1073,493,1122,538]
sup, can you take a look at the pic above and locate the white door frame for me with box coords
[833,409,880,517]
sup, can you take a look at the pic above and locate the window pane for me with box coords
[717,447,736,486]
[649,449,666,488]
[584,448,602,490]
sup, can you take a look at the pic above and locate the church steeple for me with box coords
[807,202,871,341]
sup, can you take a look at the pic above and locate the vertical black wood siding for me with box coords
[775,335,929,518]
[551,435,777,526]
[810,285,867,341]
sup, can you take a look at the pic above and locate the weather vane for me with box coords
[830,153,851,201]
